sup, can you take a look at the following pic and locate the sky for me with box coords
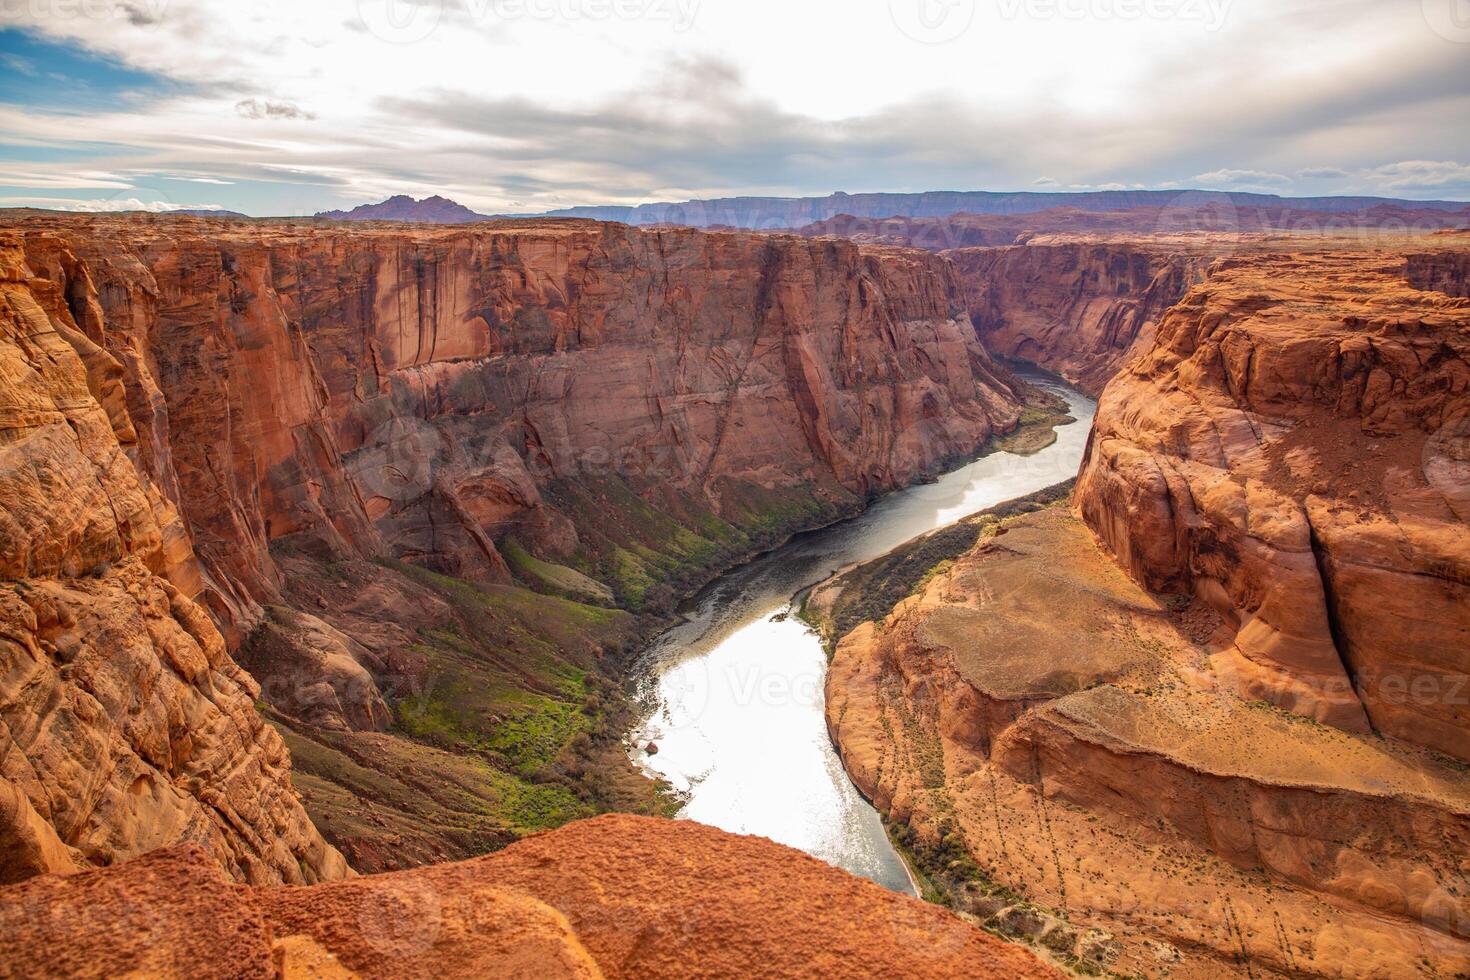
[0,0,1467,216]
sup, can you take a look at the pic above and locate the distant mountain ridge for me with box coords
[528,189,1470,228]
[315,189,1470,229]
[315,194,487,223]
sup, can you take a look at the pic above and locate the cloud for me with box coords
[145,172,237,185]
[1192,169,1292,187]
[1,53,38,76]
[0,167,135,190]
[0,0,1466,213]
[234,99,316,121]
[0,196,226,212]
[116,0,167,27]
[1360,160,1470,193]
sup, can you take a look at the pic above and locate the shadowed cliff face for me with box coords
[16,216,1022,637]
[1,213,1026,880]
[946,241,1216,395]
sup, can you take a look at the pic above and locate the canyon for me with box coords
[0,211,1025,877]
[816,231,1470,977]
[1,204,1468,979]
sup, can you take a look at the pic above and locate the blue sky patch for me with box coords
[0,28,183,111]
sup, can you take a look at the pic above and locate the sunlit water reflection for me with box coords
[632,376,1096,894]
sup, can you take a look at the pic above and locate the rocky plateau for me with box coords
[817,232,1470,977]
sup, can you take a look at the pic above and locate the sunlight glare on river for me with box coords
[632,376,1097,894]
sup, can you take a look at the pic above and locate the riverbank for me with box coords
[630,377,1096,894]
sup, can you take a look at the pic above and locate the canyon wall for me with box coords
[18,215,1021,635]
[821,236,1470,978]
[824,500,1470,978]
[1,213,1025,879]
[1076,245,1470,751]
[805,214,1465,401]
[946,241,1215,395]
[1408,247,1470,297]
[0,234,347,885]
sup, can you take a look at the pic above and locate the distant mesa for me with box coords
[315,193,489,223]
[307,189,1470,230]
[528,188,1470,229]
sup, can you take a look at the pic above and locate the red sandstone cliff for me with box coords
[16,215,1021,636]
[946,241,1217,395]
[1076,243,1470,751]
[0,234,347,886]
[823,503,1470,978]
[1,212,1026,881]
[819,237,1470,977]
[803,210,1466,400]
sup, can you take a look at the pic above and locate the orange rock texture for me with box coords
[803,208,1468,398]
[948,240,1215,394]
[1077,241,1470,751]
[1,211,1026,882]
[826,501,1470,978]
[822,236,1470,978]
[0,814,1060,979]
[0,234,346,885]
[13,213,1022,638]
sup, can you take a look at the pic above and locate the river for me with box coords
[630,376,1096,894]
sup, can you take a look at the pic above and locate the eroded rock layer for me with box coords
[1,212,1026,878]
[1077,243,1470,752]
[823,500,1470,979]
[820,238,1470,978]
[0,235,346,885]
[0,814,1060,980]
[946,240,1217,395]
[14,213,1021,634]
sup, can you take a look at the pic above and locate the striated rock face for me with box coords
[1408,246,1470,297]
[824,498,1470,979]
[946,241,1216,395]
[822,239,1470,977]
[1,212,1025,881]
[235,606,392,734]
[0,234,346,885]
[1077,243,1470,751]
[0,815,1060,979]
[14,214,1022,636]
